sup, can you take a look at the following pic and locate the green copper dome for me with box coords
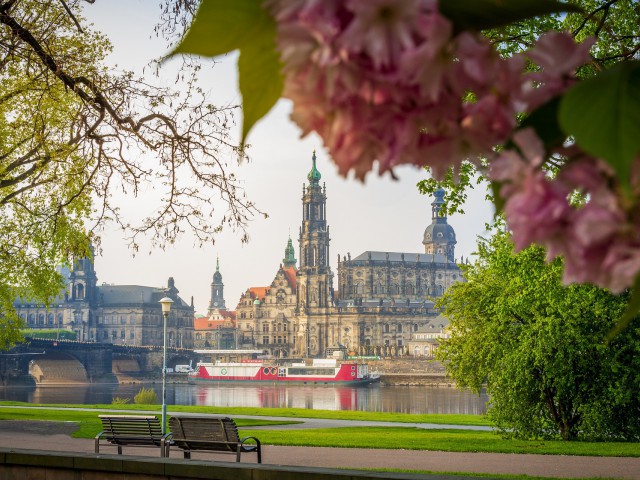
[307,151,321,185]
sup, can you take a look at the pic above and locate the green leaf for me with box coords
[439,0,581,32]
[170,0,284,143]
[559,61,640,188]
[171,0,267,57]
[519,96,565,150]
[237,18,283,144]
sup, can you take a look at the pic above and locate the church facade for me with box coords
[14,250,195,348]
[230,153,462,358]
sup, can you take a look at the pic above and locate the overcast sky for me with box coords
[82,0,494,315]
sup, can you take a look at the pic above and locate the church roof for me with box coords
[98,285,190,308]
[349,251,452,264]
[248,287,269,302]
[194,314,236,330]
[282,266,297,291]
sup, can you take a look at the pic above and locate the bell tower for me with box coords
[208,256,226,314]
[296,152,334,356]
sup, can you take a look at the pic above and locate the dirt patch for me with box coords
[0,420,78,436]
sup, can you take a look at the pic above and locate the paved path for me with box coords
[0,420,639,479]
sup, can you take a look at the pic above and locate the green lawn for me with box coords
[0,401,490,426]
[0,403,638,457]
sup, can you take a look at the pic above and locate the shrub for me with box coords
[134,387,158,405]
[111,396,131,405]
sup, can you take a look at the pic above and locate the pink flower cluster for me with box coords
[491,130,640,293]
[265,0,586,180]
[266,0,640,293]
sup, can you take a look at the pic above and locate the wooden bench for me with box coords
[95,415,171,456]
[167,415,262,463]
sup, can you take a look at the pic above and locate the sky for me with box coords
[82,1,494,315]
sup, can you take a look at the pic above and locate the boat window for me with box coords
[287,368,336,376]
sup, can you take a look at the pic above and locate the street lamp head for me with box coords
[159,297,174,314]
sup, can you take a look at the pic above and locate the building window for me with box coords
[129,331,135,339]
[103,331,108,339]
[283,323,287,332]
[262,336,269,345]
[384,324,390,333]
[262,324,269,332]
[397,324,403,333]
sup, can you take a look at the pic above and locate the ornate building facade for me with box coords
[233,152,462,358]
[14,251,195,348]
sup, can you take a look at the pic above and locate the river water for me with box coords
[0,383,488,415]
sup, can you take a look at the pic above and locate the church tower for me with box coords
[283,235,297,269]
[297,152,334,356]
[208,256,226,314]
[67,243,98,341]
[422,188,457,262]
[68,244,98,306]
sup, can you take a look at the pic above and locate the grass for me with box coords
[0,406,298,439]
[0,403,639,457]
[0,401,490,426]
[238,426,640,457]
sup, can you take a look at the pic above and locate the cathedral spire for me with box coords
[307,150,321,186]
[209,255,226,313]
[431,187,446,223]
[283,235,297,269]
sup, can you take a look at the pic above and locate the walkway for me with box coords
[0,419,639,479]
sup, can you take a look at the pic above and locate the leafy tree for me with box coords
[437,230,640,441]
[0,0,262,348]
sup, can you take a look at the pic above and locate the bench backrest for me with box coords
[98,415,163,443]
[169,416,240,452]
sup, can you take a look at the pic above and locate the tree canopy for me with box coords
[0,0,262,348]
[437,230,640,441]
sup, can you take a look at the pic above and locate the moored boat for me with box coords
[188,358,380,385]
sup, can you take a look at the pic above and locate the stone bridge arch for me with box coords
[29,351,88,384]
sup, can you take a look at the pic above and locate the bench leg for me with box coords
[94,440,99,454]
[257,446,262,464]
[117,446,122,455]
[183,451,191,459]
[236,446,241,462]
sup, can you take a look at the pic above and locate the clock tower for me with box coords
[208,256,226,315]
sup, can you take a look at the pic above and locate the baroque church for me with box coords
[13,248,195,348]
[220,152,462,358]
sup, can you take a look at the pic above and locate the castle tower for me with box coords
[283,235,297,269]
[208,256,226,314]
[422,188,457,262]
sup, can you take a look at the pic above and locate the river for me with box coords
[0,383,488,415]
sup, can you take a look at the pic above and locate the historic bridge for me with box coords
[0,337,199,385]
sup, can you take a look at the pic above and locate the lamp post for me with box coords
[158,297,173,435]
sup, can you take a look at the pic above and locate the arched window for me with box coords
[75,283,85,300]
[47,313,54,325]
[384,324,390,333]
[397,324,403,333]
[28,314,35,325]
[38,313,44,325]
[414,346,420,356]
